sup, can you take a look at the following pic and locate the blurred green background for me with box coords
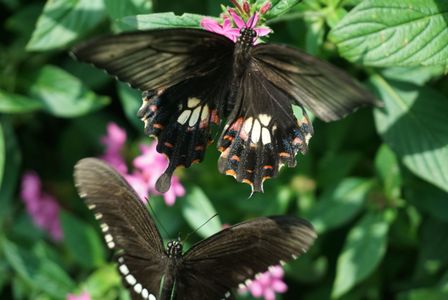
[1,0,448,299]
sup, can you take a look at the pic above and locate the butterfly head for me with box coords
[167,239,183,258]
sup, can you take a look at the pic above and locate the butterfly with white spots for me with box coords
[74,158,317,300]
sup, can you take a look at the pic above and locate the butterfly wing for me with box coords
[251,43,377,122]
[177,216,316,300]
[72,29,235,193]
[217,64,314,192]
[74,158,167,300]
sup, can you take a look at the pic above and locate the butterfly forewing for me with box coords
[177,216,317,299]
[74,158,166,300]
[252,43,377,122]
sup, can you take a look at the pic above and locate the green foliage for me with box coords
[1,0,448,299]
[330,0,448,68]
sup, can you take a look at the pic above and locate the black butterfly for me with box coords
[74,158,317,300]
[72,25,376,193]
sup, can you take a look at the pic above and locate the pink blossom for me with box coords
[66,292,91,300]
[20,171,63,241]
[239,266,287,300]
[132,143,185,205]
[200,16,240,42]
[100,122,127,174]
[200,3,272,44]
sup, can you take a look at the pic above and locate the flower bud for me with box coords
[260,1,271,14]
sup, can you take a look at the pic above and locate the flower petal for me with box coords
[255,27,272,37]
[200,17,224,33]
[229,8,245,29]
[246,12,260,28]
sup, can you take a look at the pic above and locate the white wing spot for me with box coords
[261,127,272,145]
[94,213,103,220]
[187,97,201,108]
[134,283,143,293]
[251,119,261,144]
[148,294,156,300]
[177,110,191,125]
[189,106,201,127]
[107,241,115,249]
[105,234,113,243]
[126,274,137,285]
[100,223,109,232]
[87,204,96,209]
[119,264,129,275]
[242,117,253,135]
[259,114,271,126]
[142,288,149,299]
[200,105,209,121]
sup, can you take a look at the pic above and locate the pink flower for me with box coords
[98,123,185,206]
[20,171,63,241]
[239,266,287,300]
[200,2,272,44]
[66,292,91,300]
[200,16,240,42]
[132,143,185,206]
[100,122,127,174]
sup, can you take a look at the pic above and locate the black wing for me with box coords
[217,63,314,192]
[74,158,166,300]
[177,216,316,300]
[251,43,377,122]
[72,29,235,193]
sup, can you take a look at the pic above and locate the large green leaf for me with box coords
[407,179,448,222]
[0,90,43,113]
[104,0,151,20]
[330,0,448,67]
[60,212,106,269]
[118,12,208,30]
[332,212,391,298]
[83,264,121,299]
[182,187,222,239]
[305,178,374,233]
[27,0,105,51]
[370,74,448,193]
[266,0,302,18]
[28,65,109,117]
[0,123,4,191]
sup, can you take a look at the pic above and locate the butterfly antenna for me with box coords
[145,197,169,238]
[182,213,219,243]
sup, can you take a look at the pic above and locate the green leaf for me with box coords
[117,82,142,130]
[60,212,106,268]
[27,0,105,51]
[105,0,152,20]
[29,65,109,117]
[374,144,401,200]
[330,0,448,67]
[266,0,302,18]
[83,264,121,298]
[0,90,43,113]
[182,187,222,239]
[2,239,74,299]
[0,123,4,192]
[317,152,361,189]
[408,179,448,223]
[0,117,21,208]
[398,289,448,300]
[370,73,448,193]
[382,66,447,85]
[305,178,374,233]
[414,219,448,280]
[332,212,391,298]
[118,12,208,31]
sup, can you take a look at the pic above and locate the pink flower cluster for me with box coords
[20,171,63,241]
[66,292,90,300]
[240,265,288,300]
[200,1,272,43]
[100,122,185,206]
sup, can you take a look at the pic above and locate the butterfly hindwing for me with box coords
[74,158,166,300]
[177,216,316,300]
[252,43,377,122]
[218,64,314,192]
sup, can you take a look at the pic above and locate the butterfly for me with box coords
[71,8,376,194]
[74,158,317,300]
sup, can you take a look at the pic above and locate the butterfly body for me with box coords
[72,24,376,193]
[74,158,317,300]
